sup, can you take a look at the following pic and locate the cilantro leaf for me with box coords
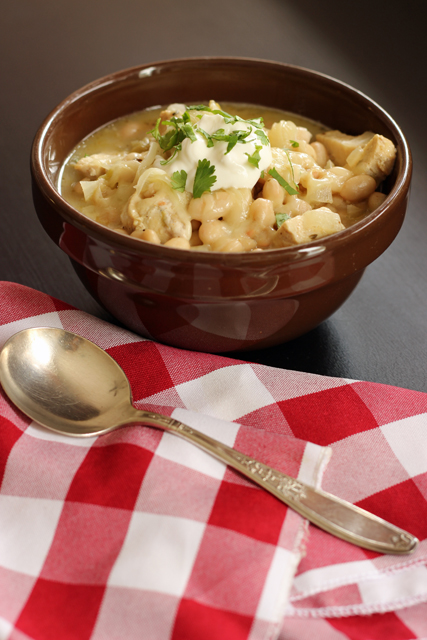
[283,149,298,188]
[208,127,251,153]
[149,119,179,151]
[268,168,298,195]
[181,122,197,142]
[150,117,161,140]
[225,133,239,154]
[186,105,265,130]
[255,129,269,145]
[217,113,265,130]
[149,115,196,152]
[244,116,264,128]
[160,127,181,151]
[171,170,187,192]
[198,128,214,147]
[160,144,182,165]
[192,159,217,199]
[275,212,291,228]
[186,104,211,111]
[224,130,248,153]
[245,145,262,168]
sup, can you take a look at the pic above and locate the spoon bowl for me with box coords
[0,327,418,554]
[0,327,136,436]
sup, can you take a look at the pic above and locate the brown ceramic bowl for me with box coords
[31,57,412,353]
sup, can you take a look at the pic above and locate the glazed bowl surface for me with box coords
[31,57,412,353]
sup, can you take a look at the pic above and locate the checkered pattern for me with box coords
[1,282,427,640]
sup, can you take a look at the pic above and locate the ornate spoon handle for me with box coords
[135,410,418,555]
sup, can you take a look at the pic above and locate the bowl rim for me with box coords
[31,55,412,266]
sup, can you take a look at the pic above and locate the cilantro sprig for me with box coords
[170,161,217,199]
[151,104,269,165]
[255,129,269,145]
[200,126,252,154]
[246,145,262,168]
[193,159,217,199]
[283,149,298,189]
[268,167,298,195]
[186,105,265,130]
[149,113,197,165]
[171,170,187,192]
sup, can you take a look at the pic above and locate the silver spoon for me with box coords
[0,327,418,555]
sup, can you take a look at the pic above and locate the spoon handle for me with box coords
[135,409,417,555]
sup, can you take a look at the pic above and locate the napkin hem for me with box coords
[283,590,427,619]
[289,552,427,602]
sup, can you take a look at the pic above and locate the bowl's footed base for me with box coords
[71,260,364,353]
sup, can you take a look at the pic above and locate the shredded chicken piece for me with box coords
[345,134,396,183]
[315,131,374,166]
[273,206,345,246]
[74,152,145,182]
[122,192,192,243]
[74,153,117,178]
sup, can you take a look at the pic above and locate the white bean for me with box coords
[164,237,191,249]
[340,174,377,202]
[310,141,328,168]
[331,195,346,213]
[262,179,285,208]
[368,191,387,212]
[131,229,161,243]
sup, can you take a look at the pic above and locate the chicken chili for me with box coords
[60,101,396,252]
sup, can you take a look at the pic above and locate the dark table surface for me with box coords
[1,0,426,392]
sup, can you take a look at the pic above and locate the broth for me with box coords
[60,101,395,252]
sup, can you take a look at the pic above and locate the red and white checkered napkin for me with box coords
[1,282,427,640]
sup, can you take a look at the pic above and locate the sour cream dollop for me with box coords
[162,112,272,193]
